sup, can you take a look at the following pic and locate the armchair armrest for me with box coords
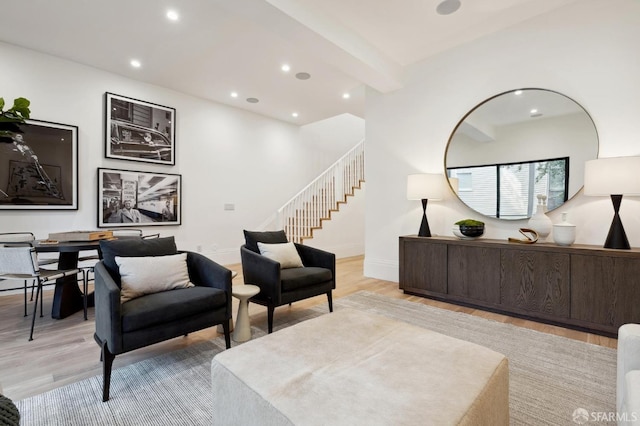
[185,251,232,291]
[241,245,282,305]
[295,244,336,278]
[94,261,124,354]
[186,251,233,318]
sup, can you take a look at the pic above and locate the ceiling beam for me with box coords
[216,0,403,93]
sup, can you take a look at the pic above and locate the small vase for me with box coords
[528,195,552,240]
[553,212,576,246]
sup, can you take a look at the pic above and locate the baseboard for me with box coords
[363,257,399,283]
[304,242,364,259]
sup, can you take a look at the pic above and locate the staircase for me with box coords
[277,140,364,244]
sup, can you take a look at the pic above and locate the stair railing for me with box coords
[277,140,364,243]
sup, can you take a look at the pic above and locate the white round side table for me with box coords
[232,284,260,343]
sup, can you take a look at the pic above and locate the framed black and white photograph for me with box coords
[0,119,78,210]
[98,168,181,227]
[105,92,175,165]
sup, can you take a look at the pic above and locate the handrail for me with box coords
[277,140,364,243]
[278,139,365,209]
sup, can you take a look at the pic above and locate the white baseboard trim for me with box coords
[363,257,399,283]
[305,242,364,259]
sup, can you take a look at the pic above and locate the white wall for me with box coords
[0,42,350,265]
[364,0,640,281]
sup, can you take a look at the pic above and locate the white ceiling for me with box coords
[0,0,580,125]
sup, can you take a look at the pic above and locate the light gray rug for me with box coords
[16,291,617,425]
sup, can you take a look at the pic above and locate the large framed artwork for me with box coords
[0,119,78,210]
[98,168,181,227]
[105,92,176,165]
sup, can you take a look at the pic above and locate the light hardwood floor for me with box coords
[0,255,616,401]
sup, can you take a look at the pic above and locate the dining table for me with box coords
[33,240,102,319]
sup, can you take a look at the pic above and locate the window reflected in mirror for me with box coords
[448,157,568,219]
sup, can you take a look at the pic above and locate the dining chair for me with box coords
[0,232,58,316]
[0,245,84,340]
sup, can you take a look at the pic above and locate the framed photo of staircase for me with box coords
[98,168,181,227]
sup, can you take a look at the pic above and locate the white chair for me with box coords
[0,245,83,340]
[0,232,58,316]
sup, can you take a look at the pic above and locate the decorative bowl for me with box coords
[452,225,484,239]
[459,224,484,237]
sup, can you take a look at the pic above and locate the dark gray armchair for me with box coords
[94,237,232,401]
[240,230,335,333]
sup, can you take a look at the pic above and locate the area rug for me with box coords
[16,291,617,425]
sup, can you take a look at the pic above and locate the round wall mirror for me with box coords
[444,88,598,220]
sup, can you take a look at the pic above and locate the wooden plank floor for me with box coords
[0,255,616,401]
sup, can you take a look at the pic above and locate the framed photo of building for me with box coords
[105,92,176,165]
[0,119,78,210]
[98,168,181,227]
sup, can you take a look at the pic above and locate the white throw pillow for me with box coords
[116,252,194,303]
[257,242,304,269]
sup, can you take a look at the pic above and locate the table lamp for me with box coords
[407,173,444,237]
[584,156,640,249]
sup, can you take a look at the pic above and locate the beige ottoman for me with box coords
[211,309,509,425]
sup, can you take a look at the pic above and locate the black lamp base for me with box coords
[418,198,431,237]
[604,194,630,250]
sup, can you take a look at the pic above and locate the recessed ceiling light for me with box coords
[281,64,291,72]
[342,93,351,99]
[230,92,238,98]
[246,98,259,103]
[292,112,299,118]
[530,108,538,114]
[166,10,179,21]
[295,72,311,80]
[514,90,523,95]
[130,59,141,68]
[436,0,461,15]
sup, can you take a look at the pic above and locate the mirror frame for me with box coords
[444,88,599,220]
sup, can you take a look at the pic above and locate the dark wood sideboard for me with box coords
[399,235,640,336]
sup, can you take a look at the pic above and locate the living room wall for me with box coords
[364,0,640,281]
[0,42,361,265]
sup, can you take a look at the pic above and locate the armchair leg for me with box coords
[222,320,231,349]
[101,340,116,402]
[267,306,275,334]
[327,291,333,312]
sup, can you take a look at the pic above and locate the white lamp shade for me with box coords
[584,157,640,196]
[407,173,444,200]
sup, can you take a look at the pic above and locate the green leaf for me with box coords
[0,98,4,110]
[10,97,30,119]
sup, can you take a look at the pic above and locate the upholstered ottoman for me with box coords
[211,309,509,425]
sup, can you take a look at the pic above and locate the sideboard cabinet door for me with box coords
[500,249,570,318]
[448,245,501,305]
[571,254,640,328]
[399,239,447,295]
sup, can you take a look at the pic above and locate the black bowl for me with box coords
[459,225,484,238]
